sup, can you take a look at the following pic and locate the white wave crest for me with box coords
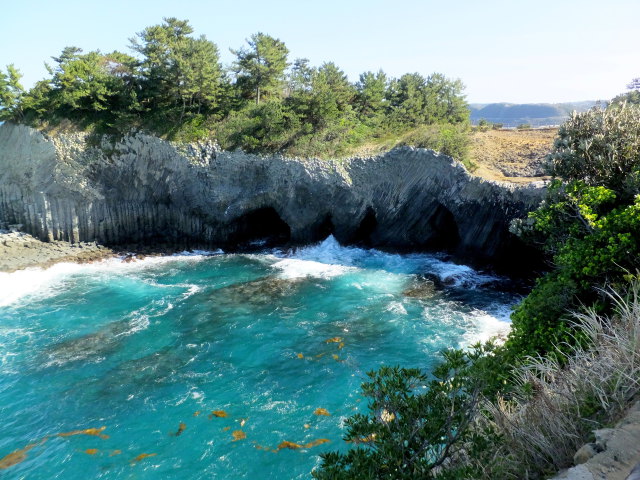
[0,252,219,307]
[462,306,513,346]
[385,301,408,315]
[271,258,353,279]
[276,236,498,288]
[0,262,88,307]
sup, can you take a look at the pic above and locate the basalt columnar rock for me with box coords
[0,123,544,270]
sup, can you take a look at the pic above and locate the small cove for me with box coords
[0,236,519,479]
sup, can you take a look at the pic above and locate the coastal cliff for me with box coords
[0,123,544,269]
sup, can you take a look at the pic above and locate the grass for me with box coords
[477,281,640,477]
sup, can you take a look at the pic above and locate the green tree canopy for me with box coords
[0,64,25,120]
[288,58,314,93]
[232,32,289,104]
[131,17,223,121]
[7,20,472,156]
[302,62,355,129]
[424,73,468,124]
[355,70,388,125]
[387,72,468,126]
[46,47,136,116]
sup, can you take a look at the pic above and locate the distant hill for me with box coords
[469,101,600,127]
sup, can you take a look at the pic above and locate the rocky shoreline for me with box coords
[0,229,115,272]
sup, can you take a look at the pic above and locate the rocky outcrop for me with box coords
[0,123,544,269]
[551,401,640,480]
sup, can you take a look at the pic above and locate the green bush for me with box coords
[313,343,508,479]
[507,102,640,359]
[546,103,640,199]
[400,122,472,167]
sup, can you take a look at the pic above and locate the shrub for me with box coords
[546,103,640,200]
[508,103,640,358]
[400,122,472,168]
[312,343,507,480]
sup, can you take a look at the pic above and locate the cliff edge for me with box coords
[0,123,544,270]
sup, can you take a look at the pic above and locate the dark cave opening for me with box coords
[313,214,335,241]
[228,207,291,248]
[351,206,377,246]
[425,204,460,251]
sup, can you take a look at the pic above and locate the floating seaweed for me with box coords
[253,443,278,453]
[231,430,246,441]
[325,337,343,344]
[277,439,330,450]
[277,440,303,450]
[0,439,45,470]
[110,450,122,457]
[84,449,98,455]
[303,438,330,448]
[131,453,157,463]
[222,426,231,432]
[253,437,331,453]
[313,408,330,416]
[57,426,109,439]
[296,353,304,359]
[170,422,187,437]
[208,410,228,419]
[193,411,201,417]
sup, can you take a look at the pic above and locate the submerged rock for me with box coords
[212,276,305,305]
[403,274,442,298]
[42,319,131,367]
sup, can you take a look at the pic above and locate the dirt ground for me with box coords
[470,128,557,183]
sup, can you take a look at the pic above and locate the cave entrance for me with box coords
[351,206,377,246]
[425,204,460,250]
[313,215,335,241]
[229,207,291,248]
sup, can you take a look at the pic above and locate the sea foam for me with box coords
[0,251,219,307]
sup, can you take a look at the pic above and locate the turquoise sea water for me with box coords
[0,237,518,479]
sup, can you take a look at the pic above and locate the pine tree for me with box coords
[0,64,25,120]
[232,33,289,104]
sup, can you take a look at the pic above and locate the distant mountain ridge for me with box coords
[469,101,600,127]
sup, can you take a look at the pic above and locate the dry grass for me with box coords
[480,281,640,478]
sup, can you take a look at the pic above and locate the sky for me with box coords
[1,0,638,104]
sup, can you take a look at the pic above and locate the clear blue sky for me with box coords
[1,0,638,103]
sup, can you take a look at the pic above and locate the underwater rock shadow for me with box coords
[39,319,135,369]
[89,346,191,400]
[208,275,311,306]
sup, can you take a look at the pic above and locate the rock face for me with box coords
[551,401,640,480]
[0,123,544,269]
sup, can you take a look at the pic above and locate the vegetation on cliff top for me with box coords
[0,17,470,163]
